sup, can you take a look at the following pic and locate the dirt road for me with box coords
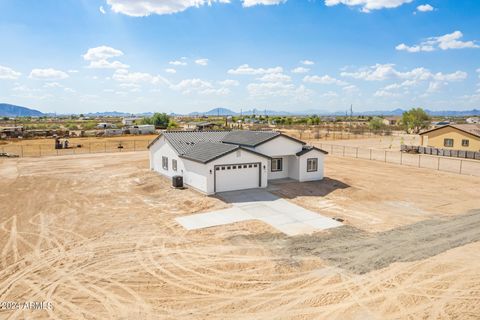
[0,152,479,319]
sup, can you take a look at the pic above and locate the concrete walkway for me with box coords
[176,189,342,236]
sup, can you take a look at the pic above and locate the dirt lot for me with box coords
[0,135,158,157]
[1,152,479,319]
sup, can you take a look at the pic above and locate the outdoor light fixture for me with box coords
[210,169,212,174]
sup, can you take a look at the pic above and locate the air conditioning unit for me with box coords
[172,175,183,188]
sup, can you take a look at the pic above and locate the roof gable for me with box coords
[420,124,480,138]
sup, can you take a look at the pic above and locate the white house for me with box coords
[148,130,328,195]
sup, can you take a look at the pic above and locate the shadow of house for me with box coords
[267,177,350,199]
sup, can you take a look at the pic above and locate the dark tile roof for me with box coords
[149,130,305,163]
[296,146,329,156]
[221,131,281,147]
[180,142,239,163]
[163,131,230,154]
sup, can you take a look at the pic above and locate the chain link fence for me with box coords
[315,143,480,177]
[0,139,152,157]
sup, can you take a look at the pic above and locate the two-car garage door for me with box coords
[214,162,261,193]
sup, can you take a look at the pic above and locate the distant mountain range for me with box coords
[0,103,44,117]
[188,107,480,117]
[1,103,479,118]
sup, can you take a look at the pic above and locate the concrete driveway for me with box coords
[176,189,342,236]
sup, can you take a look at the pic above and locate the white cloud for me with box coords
[342,84,359,93]
[242,0,286,7]
[321,91,338,98]
[300,60,314,65]
[169,60,187,66]
[303,74,348,86]
[29,68,69,80]
[325,0,413,12]
[106,0,230,17]
[195,58,209,66]
[291,67,309,74]
[165,68,177,74]
[44,82,62,88]
[396,31,479,53]
[99,6,106,14]
[341,64,467,83]
[0,65,21,80]
[171,78,229,95]
[112,69,168,85]
[246,81,312,101]
[83,46,129,69]
[228,64,283,75]
[374,90,400,97]
[416,4,434,12]
[258,73,291,82]
[68,69,79,74]
[218,79,239,86]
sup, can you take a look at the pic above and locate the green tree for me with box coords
[142,113,170,128]
[401,108,430,134]
[368,117,386,130]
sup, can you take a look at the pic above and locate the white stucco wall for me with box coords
[298,151,325,182]
[150,138,268,195]
[149,136,184,178]
[253,135,303,156]
[267,155,289,180]
[253,135,303,181]
[287,155,299,180]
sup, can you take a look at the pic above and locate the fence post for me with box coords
[21,145,24,157]
[343,146,345,157]
[400,152,403,165]
[104,142,107,153]
[418,155,421,167]
[39,145,41,157]
[356,147,358,158]
[384,150,387,162]
[437,157,440,170]
[369,149,372,160]
[459,160,463,174]
[134,140,136,151]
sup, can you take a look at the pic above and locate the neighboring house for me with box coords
[148,130,328,195]
[122,117,141,126]
[382,117,399,126]
[466,117,479,124]
[186,122,215,131]
[419,124,480,152]
[128,125,155,135]
[96,122,115,129]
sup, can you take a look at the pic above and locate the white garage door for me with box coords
[215,162,261,193]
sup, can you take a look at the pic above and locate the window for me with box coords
[444,138,454,147]
[172,159,177,171]
[307,158,318,172]
[462,139,469,147]
[271,158,283,172]
[162,156,168,170]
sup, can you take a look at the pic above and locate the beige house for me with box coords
[382,117,399,126]
[419,124,480,152]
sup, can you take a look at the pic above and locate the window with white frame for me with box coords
[307,158,318,172]
[172,159,177,171]
[444,138,454,147]
[271,158,283,172]
[162,156,168,170]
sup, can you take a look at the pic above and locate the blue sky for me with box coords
[0,0,479,114]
